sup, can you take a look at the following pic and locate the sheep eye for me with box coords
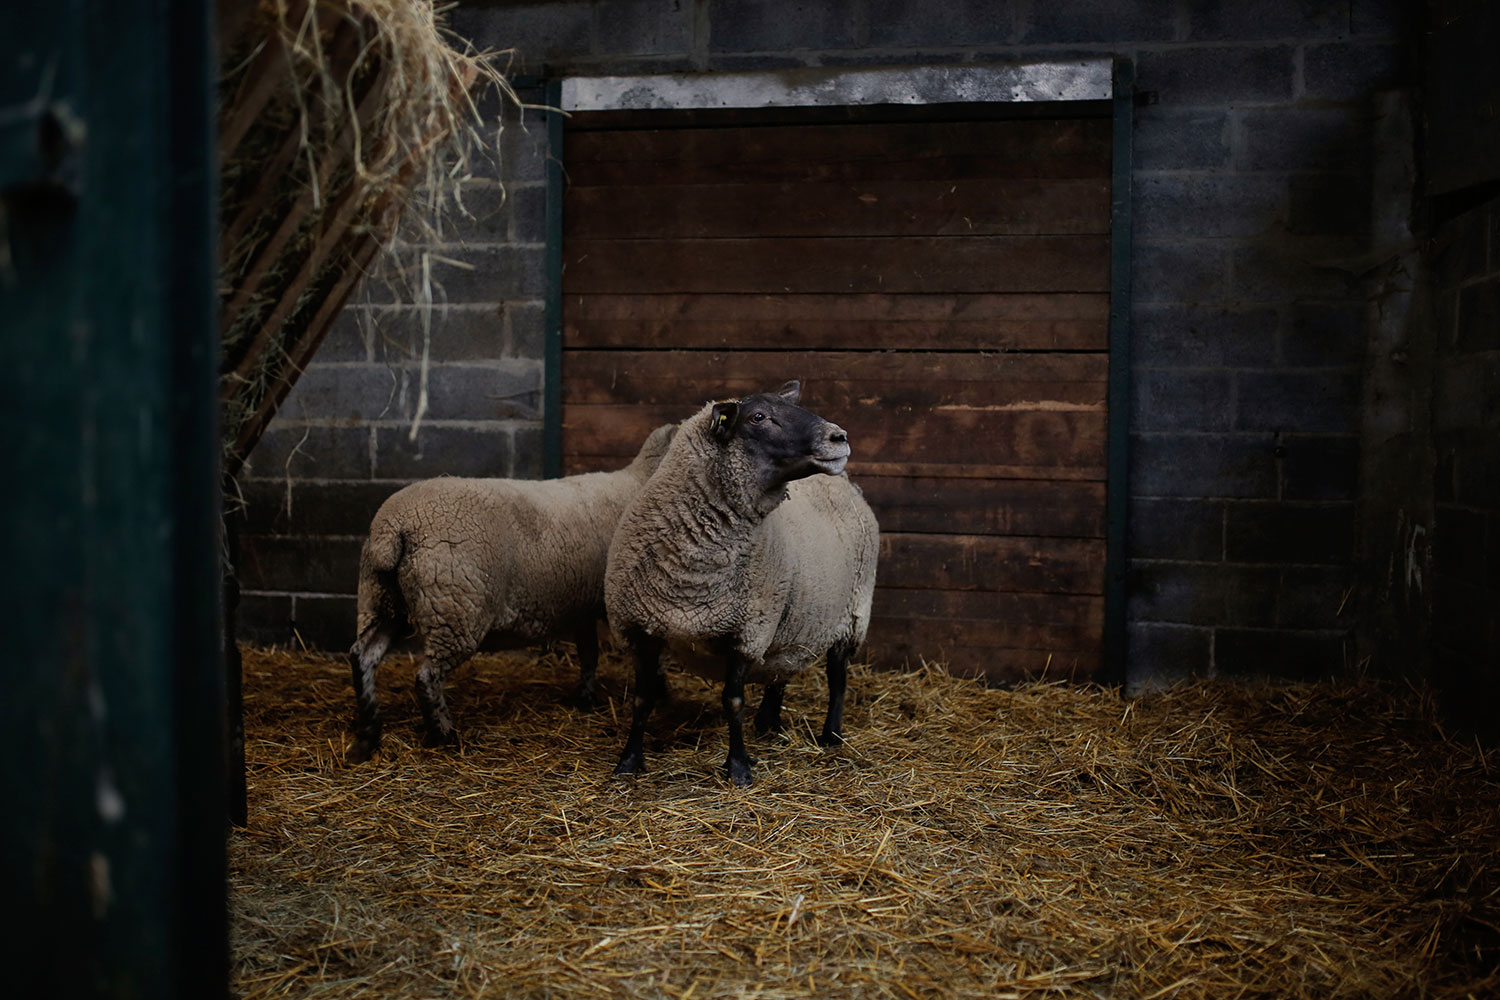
[752,412,767,423]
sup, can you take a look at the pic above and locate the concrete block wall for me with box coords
[236,0,1416,689]
[234,87,552,645]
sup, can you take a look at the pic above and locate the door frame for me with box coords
[539,60,1134,685]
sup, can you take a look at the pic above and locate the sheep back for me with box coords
[358,423,675,655]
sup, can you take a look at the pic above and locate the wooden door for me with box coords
[560,108,1111,681]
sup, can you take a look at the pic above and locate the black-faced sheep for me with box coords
[346,423,677,762]
[604,381,879,786]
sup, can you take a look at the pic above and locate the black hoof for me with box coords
[817,729,844,748]
[423,728,459,749]
[754,715,783,736]
[572,687,600,711]
[347,737,379,764]
[726,757,755,787]
[614,752,645,776]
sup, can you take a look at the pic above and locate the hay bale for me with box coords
[217,0,514,474]
[231,645,1500,998]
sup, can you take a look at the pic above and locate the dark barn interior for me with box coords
[4,1,1500,997]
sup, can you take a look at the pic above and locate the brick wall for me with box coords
[236,0,1416,690]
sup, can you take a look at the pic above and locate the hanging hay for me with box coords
[217,0,517,475]
[231,645,1500,998]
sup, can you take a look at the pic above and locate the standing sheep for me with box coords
[346,423,677,762]
[605,381,879,786]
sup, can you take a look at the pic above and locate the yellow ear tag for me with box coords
[717,412,729,428]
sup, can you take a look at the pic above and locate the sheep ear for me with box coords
[774,380,801,404]
[710,401,738,442]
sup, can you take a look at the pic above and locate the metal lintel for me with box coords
[562,60,1114,112]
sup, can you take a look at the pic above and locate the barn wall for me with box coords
[1423,194,1500,734]
[237,0,1417,690]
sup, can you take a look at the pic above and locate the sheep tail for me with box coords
[354,521,407,641]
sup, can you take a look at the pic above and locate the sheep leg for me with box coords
[818,644,851,748]
[723,655,756,787]
[613,633,664,776]
[754,681,787,735]
[572,623,600,710]
[415,654,463,748]
[347,621,396,763]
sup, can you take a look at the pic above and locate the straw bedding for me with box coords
[230,644,1500,998]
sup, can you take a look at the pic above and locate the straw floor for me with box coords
[231,644,1500,999]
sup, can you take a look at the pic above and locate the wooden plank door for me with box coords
[560,109,1111,681]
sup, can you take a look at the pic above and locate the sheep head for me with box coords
[709,381,851,507]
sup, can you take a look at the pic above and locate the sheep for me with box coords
[345,422,678,762]
[604,381,879,786]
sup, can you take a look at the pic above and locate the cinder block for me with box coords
[235,593,294,647]
[1130,432,1279,498]
[506,183,548,243]
[1129,497,1225,560]
[275,363,400,424]
[1125,623,1212,689]
[1284,303,1366,366]
[1275,565,1351,629]
[447,2,593,71]
[248,424,372,481]
[1229,239,1361,302]
[1280,435,1359,500]
[1133,305,1278,367]
[1219,564,1281,626]
[1128,560,1227,625]
[1235,369,1358,434]
[1133,369,1233,431]
[233,478,295,536]
[596,0,693,56]
[1187,0,1348,41]
[1132,240,1228,304]
[1020,0,1174,43]
[268,480,403,538]
[1213,627,1345,679]
[236,535,364,595]
[1303,41,1412,100]
[374,424,514,479]
[1351,0,1418,37]
[366,305,509,364]
[414,362,542,422]
[1136,45,1295,106]
[1135,173,1284,239]
[512,425,547,479]
[1235,108,1362,172]
[861,0,1009,46]
[1133,109,1230,171]
[1223,501,1354,564]
[362,245,547,305]
[709,0,860,52]
[1287,173,1368,237]
[509,302,547,358]
[289,595,359,653]
[315,308,372,362]
[444,181,517,243]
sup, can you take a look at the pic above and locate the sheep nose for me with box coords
[826,423,847,444]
